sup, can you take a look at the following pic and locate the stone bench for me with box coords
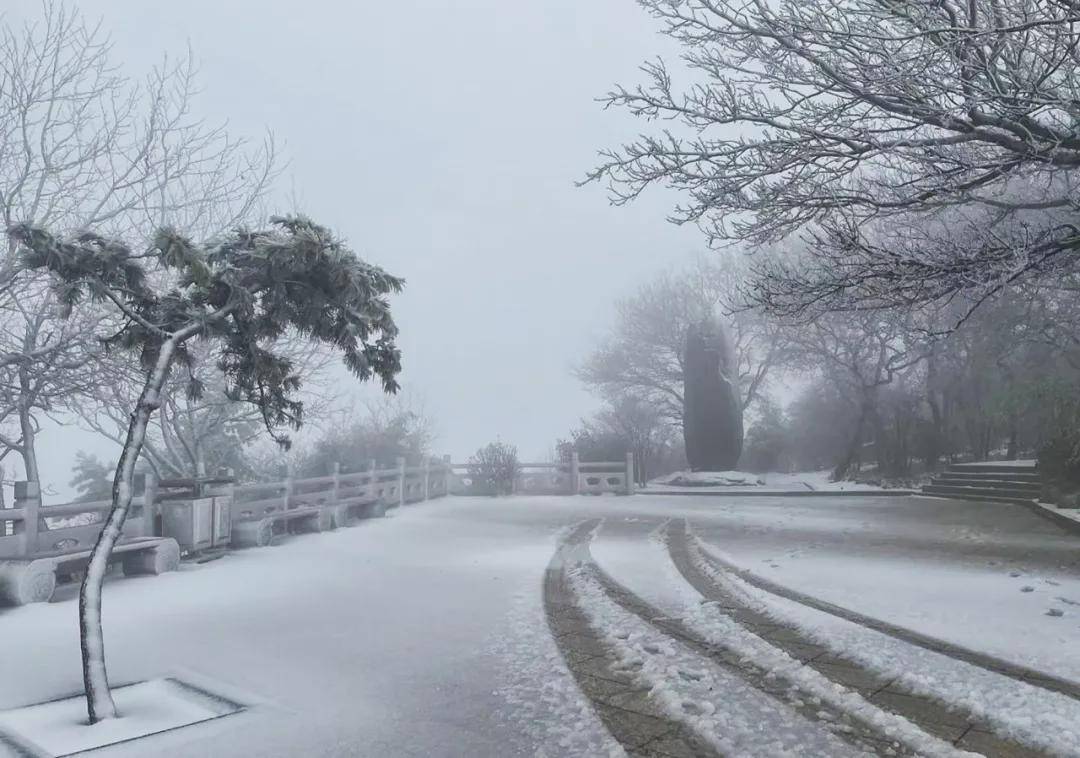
[0,536,181,606]
[230,504,332,548]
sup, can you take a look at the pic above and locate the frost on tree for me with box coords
[683,318,743,471]
[8,216,402,725]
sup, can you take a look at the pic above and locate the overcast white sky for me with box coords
[8,0,706,499]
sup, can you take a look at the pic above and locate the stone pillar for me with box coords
[283,470,294,511]
[135,472,158,537]
[13,481,40,559]
[396,457,406,506]
[570,452,580,496]
[331,462,341,506]
[625,452,636,496]
[443,454,452,497]
[423,460,430,500]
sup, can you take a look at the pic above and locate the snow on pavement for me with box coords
[689,494,1080,682]
[565,559,866,757]
[0,498,611,758]
[2,492,1079,756]
[691,537,1080,756]
[589,522,971,758]
[706,534,1080,682]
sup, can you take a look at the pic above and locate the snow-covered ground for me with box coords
[649,469,886,492]
[0,492,1077,756]
[691,497,1080,682]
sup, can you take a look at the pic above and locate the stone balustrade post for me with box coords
[331,462,341,506]
[570,452,580,496]
[13,481,40,558]
[135,472,158,536]
[396,456,406,506]
[625,452,636,496]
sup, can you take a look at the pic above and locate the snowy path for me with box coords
[0,494,1077,756]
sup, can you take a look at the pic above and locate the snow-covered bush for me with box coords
[467,442,519,496]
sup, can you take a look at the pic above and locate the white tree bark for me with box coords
[80,338,177,723]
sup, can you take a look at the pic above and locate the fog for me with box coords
[6,0,699,499]
[6,2,1080,755]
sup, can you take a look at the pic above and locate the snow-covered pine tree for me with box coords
[8,216,403,725]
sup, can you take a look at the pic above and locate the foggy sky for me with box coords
[8,0,703,499]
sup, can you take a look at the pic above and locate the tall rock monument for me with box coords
[683,317,743,471]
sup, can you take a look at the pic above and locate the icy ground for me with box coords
[0,493,1078,756]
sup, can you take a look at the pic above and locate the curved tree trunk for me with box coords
[17,405,39,485]
[81,339,178,723]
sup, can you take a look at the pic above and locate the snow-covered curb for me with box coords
[689,537,1080,756]
[1030,501,1080,535]
[649,470,890,494]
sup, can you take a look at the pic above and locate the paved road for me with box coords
[0,493,1076,757]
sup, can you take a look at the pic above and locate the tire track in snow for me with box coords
[558,519,937,757]
[589,520,976,758]
[544,520,711,757]
[672,519,1072,756]
[683,520,1080,703]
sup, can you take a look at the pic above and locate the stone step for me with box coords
[931,477,1041,492]
[946,463,1039,476]
[921,484,1036,503]
[942,467,1040,479]
[938,474,1041,488]
[919,490,1036,505]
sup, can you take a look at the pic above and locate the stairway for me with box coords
[921,462,1041,504]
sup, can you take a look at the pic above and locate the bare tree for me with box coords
[73,338,336,481]
[787,311,915,479]
[587,0,1080,320]
[578,253,784,424]
[0,1,278,486]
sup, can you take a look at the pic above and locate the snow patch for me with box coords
[590,530,969,757]
[566,561,866,756]
[691,538,1080,756]
[0,678,241,757]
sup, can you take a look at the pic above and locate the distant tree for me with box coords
[75,339,334,482]
[741,399,788,474]
[786,380,864,474]
[10,215,402,725]
[0,1,277,488]
[786,311,915,479]
[467,441,519,496]
[578,255,785,425]
[69,452,113,503]
[683,317,742,471]
[586,0,1080,325]
[558,394,681,484]
[296,395,435,478]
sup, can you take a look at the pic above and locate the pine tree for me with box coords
[9,216,402,724]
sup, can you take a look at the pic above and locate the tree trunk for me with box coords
[833,406,867,481]
[80,339,178,724]
[17,405,39,485]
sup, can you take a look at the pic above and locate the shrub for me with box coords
[1033,379,1080,486]
[468,441,519,496]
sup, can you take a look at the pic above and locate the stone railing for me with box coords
[447,452,635,496]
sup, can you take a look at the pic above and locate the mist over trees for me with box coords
[0,2,277,495]
[578,0,1080,487]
